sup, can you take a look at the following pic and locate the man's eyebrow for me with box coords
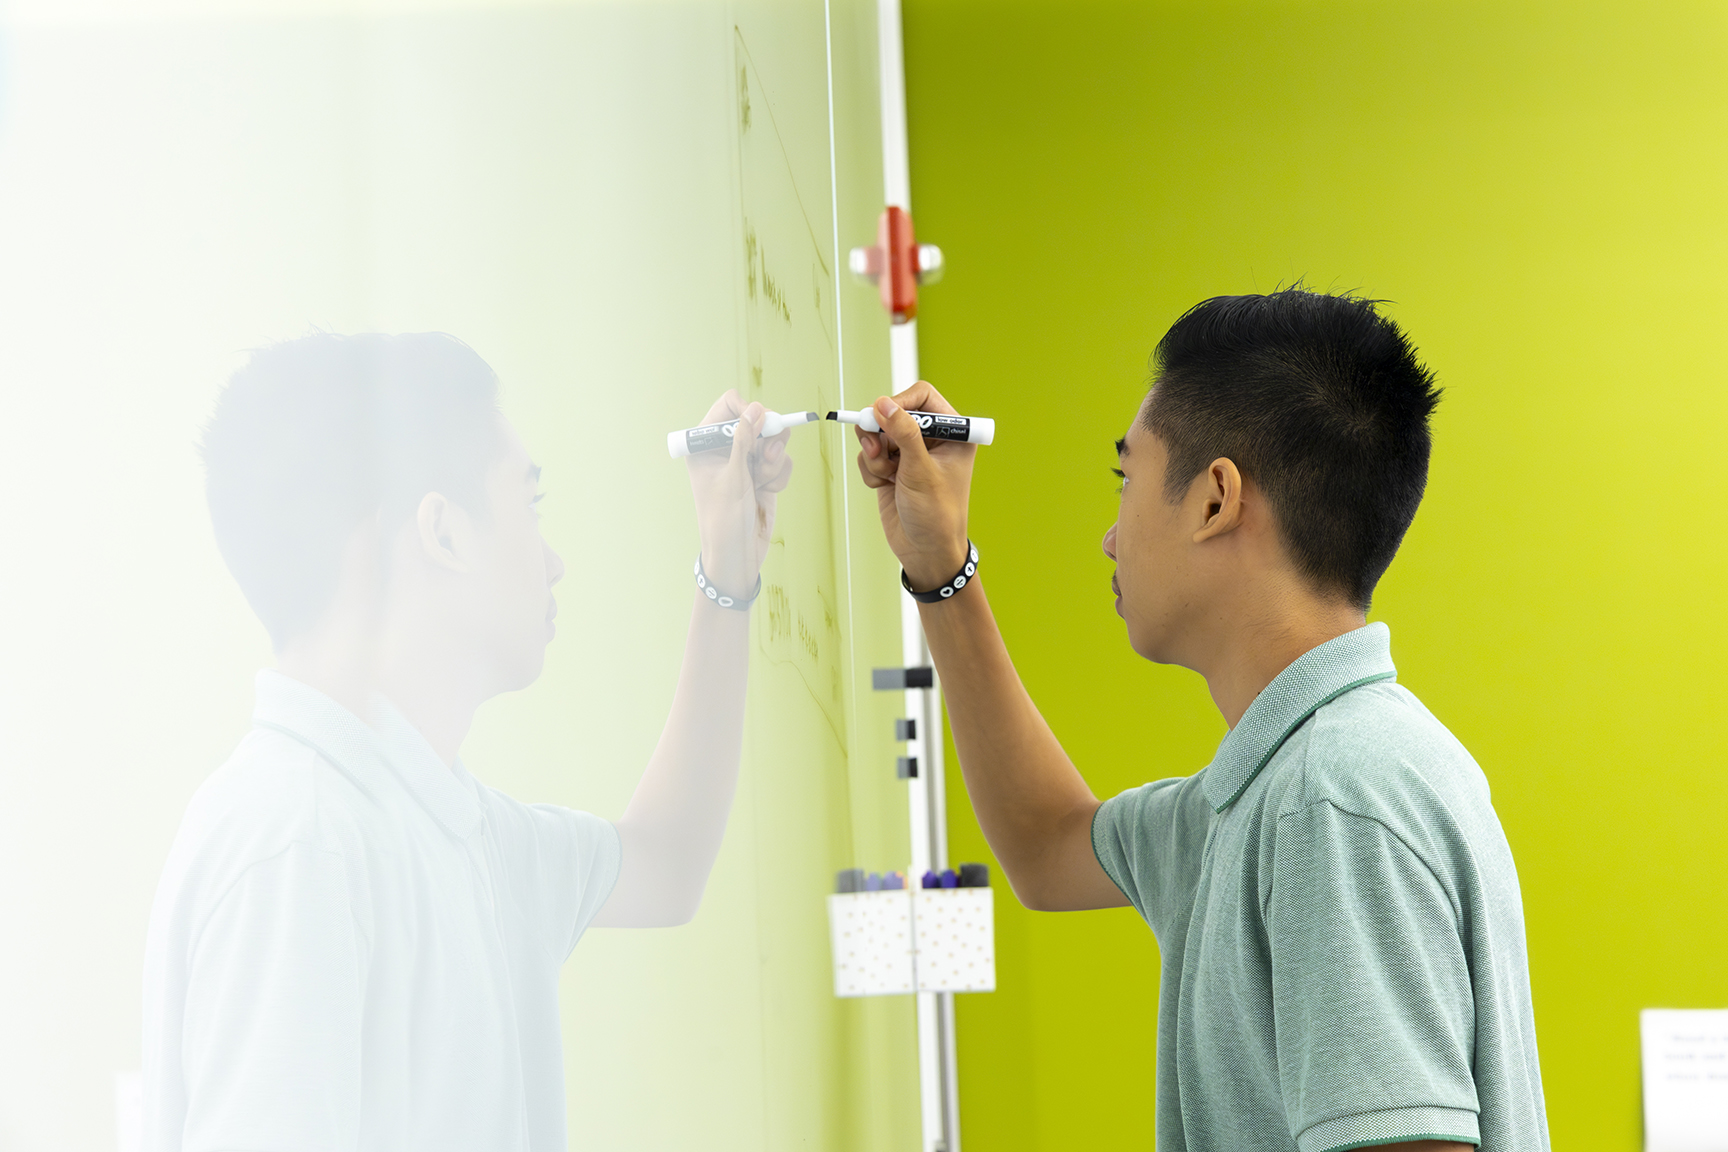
[527,463,542,483]
[1115,437,1129,457]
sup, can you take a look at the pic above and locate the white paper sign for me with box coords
[1642,1009,1728,1152]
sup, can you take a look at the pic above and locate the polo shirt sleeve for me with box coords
[1091,775,1210,934]
[181,842,364,1152]
[1267,800,1482,1152]
[513,803,623,959]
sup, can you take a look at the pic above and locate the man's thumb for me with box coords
[726,402,764,474]
[874,397,933,473]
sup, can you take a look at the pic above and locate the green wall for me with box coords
[902,1,1728,1148]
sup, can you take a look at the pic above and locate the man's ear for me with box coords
[1192,457,1245,543]
[415,493,468,572]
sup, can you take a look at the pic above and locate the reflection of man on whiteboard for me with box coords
[141,332,789,1151]
[854,290,1549,1152]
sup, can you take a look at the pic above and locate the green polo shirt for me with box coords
[1092,623,1548,1152]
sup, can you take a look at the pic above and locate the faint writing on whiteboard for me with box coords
[744,222,792,324]
[764,581,821,664]
[1643,1008,1728,1152]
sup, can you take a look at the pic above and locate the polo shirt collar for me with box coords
[369,696,485,841]
[253,670,395,803]
[1200,622,1398,813]
[251,670,483,840]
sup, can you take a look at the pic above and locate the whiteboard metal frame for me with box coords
[873,1,962,1148]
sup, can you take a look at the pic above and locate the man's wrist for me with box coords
[902,544,969,593]
[695,552,761,609]
[902,540,978,603]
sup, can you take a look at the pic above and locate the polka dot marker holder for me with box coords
[827,865,995,997]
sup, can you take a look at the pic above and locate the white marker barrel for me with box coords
[830,409,994,445]
[668,420,740,458]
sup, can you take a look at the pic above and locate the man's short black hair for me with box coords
[202,331,503,650]
[1143,288,1441,609]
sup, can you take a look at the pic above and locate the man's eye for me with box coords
[532,492,546,511]
[1112,468,1126,496]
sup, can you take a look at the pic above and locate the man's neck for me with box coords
[1199,590,1367,729]
[276,626,485,768]
[372,644,484,767]
[276,614,378,729]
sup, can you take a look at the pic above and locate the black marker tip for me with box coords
[825,411,839,421]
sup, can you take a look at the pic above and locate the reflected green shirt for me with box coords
[1092,623,1548,1152]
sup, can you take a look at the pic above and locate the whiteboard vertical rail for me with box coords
[901,592,957,1152]
[876,2,961,1149]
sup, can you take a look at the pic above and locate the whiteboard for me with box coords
[0,1,917,1148]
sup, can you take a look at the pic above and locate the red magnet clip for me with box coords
[849,206,943,324]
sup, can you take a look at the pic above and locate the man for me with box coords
[143,332,789,1151]
[853,289,1547,1151]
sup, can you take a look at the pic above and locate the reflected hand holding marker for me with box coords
[675,392,802,605]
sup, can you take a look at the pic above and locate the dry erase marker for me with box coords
[826,408,995,445]
[957,862,990,888]
[666,410,819,458]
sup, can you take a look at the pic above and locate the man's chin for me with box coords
[498,645,550,695]
[1123,618,1169,666]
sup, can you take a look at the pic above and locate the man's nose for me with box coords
[1102,523,1117,561]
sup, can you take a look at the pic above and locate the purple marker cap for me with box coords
[865,872,883,891]
[921,870,940,889]
[939,868,959,889]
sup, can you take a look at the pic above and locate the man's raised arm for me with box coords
[853,384,1127,912]
[593,396,792,928]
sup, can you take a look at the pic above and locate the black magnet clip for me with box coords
[873,666,934,690]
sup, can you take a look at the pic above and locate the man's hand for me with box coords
[685,391,793,601]
[853,381,975,590]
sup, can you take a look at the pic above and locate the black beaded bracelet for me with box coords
[901,541,979,603]
[695,554,761,610]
